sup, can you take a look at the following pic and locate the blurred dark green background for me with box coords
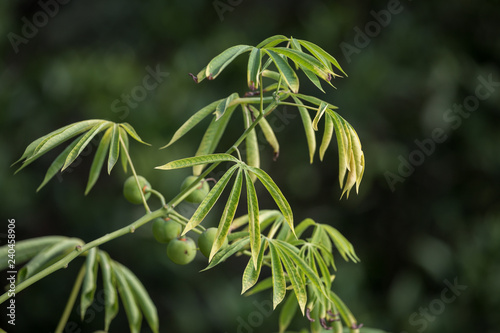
[1,0,499,332]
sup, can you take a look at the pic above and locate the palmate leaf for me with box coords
[275,244,307,314]
[319,224,359,263]
[15,120,149,193]
[14,120,104,173]
[0,236,66,270]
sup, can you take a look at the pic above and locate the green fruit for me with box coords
[152,218,182,244]
[123,175,151,204]
[198,227,228,258]
[167,237,197,265]
[181,176,210,204]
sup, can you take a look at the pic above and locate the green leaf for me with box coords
[265,49,300,93]
[268,240,287,309]
[183,164,239,235]
[80,248,98,320]
[156,153,240,170]
[292,96,316,164]
[275,240,328,300]
[298,39,347,77]
[329,290,360,331]
[347,125,365,193]
[113,262,142,333]
[215,93,239,120]
[107,124,120,174]
[256,35,289,48]
[36,134,84,192]
[247,47,262,90]
[312,247,333,290]
[312,102,328,131]
[17,238,84,284]
[279,293,299,333]
[119,127,129,173]
[0,236,66,270]
[193,104,238,176]
[160,100,221,149]
[202,237,250,271]
[244,276,273,296]
[319,113,334,161]
[119,263,160,333]
[243,106,260,181]
[210,169,243,261]
[325,110,349,188]
[97,251,118,331]
[270,47,332,81]
[246,166,294,235]
[205,45,253,80]
[241,241,266,294]
[320,224,359,262]
[262,69,282,82]
[244,170,261,268]
[63,122,111,171]
[119,123,150,145]
[275,244,307,314]
[16,120,103,173]
[302,67,325,93]
[85,127,112,195]
[249,105,280,158]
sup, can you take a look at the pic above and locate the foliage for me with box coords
[1,36,382,333]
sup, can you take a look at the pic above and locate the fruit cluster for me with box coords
[123,175,225,265]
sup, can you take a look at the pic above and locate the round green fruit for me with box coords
[181,176,210,204]
[123,175,151,204]
[198,227,228,258]
[152,218,182,244]
[167,237,197,265]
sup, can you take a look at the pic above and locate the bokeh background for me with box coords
[1,0,499,332]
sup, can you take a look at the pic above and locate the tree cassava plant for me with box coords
[1,35,380,333]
